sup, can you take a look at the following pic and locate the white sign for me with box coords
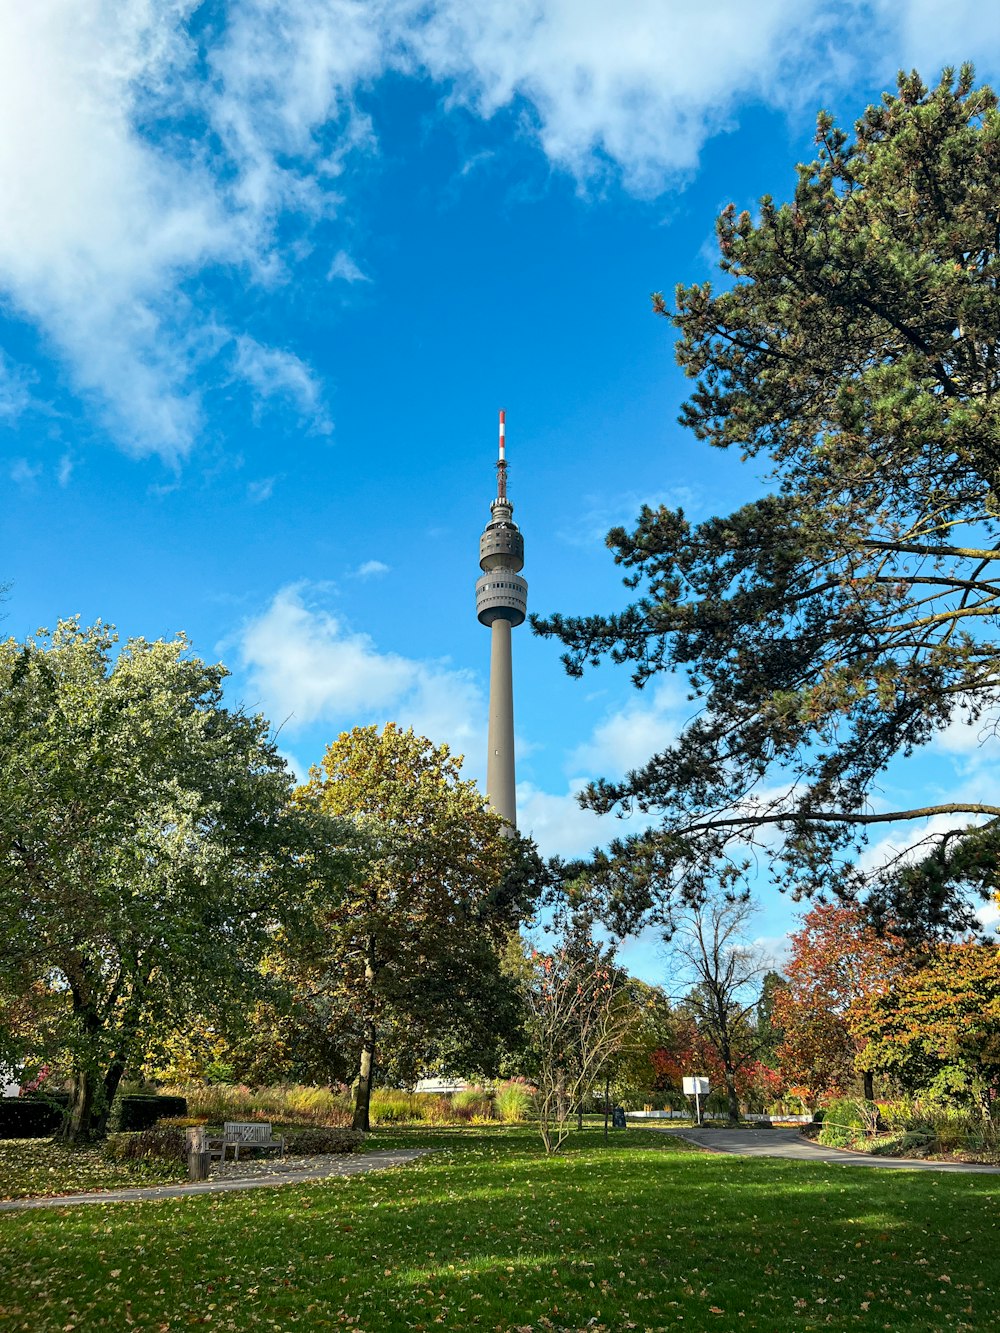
[683,1076,710,1096]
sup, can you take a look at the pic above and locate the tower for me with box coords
[476,410,527,832]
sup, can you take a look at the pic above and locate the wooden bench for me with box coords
[210,1121,285,1163]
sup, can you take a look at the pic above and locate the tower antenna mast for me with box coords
[496,409,507,501]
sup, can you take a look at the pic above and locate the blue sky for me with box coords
[3,1,1000,980]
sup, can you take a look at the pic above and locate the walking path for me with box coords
[654,1125,1000,1173]
[0,1148,431,1212]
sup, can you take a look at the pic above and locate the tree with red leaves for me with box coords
[774,903,906,1101]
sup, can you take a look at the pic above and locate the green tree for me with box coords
[297,724,534,1131]
[534,66,1000,909]
[0,620,346,1141]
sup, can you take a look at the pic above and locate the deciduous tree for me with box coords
[522,920,631,1153]
[774,903,905,1101]
[850,940,1000,1113]
[668,895,773,1121]
[297,724,533,1131]
[0,620,345,1141]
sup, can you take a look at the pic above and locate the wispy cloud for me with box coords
[0,351,34,422]
[352,559,390,579]
[328,250,370,283]
[247,476,277,503]
[233,336,331,434]
[10,458,42,486]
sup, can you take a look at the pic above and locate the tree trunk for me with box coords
[724,1073,740,1124]
[64,1065,100,1143]
[353,1019,375,1132]
[862,1070,874,1101]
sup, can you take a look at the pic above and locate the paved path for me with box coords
[0,1148,431,1213]
[653,1125,1000,1174]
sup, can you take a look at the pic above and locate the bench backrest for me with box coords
[223,1121,273,1143]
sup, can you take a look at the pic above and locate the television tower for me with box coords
[476,410,527,833]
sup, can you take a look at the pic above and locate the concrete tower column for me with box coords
[486,617,516,826]
[475,410,527,834]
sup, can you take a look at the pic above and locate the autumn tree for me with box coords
[533,67,1000,912]
[774,902,906,1101]
[850,941,1000,1113]
[0,620,346,1141]
[297,724,534,1131]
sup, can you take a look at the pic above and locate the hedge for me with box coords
[0,1098,63,1139]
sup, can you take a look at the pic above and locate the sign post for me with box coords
[682,1076,710,1125]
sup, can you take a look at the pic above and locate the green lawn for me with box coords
[1,1126,997,1331]
[0,1137,185,1201]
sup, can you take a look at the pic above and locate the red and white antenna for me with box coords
[496,409,508,500]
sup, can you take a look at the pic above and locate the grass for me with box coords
[0,1137,185,1201]
[0,1126,997,1330]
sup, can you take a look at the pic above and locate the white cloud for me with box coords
[516,779,614,860]
[353,559,391,578]
[237,583,485,763]
[568,679,689,779]
[893,1,1000,77]
[560,487,702,548]
[0,2,990,461]
[233,336,332,434]
[406,0,851,191]
[56,454,73,487]
[328,249,370,282]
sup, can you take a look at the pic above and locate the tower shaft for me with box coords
[476,410,526,834]
[486,617,516,827]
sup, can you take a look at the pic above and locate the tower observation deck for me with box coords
[476,410,526,832]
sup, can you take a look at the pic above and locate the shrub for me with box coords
[118,1095,188,1131]
[495,1080,534,1123]
[818,1099,873,1148]
[283,1127,365,1155]
[451,1088,495,1121]
[104,1127,187,1165]
[0,1098,63,1139]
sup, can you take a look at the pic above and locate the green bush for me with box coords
[283,1126,365,1155]
[817,1099,873,1148]
[104,1127,187,1165]
[494,1080,534,1123]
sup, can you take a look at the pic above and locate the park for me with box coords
[4,9,1000,1333]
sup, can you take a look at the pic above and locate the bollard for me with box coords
[186,1125,210,1182]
